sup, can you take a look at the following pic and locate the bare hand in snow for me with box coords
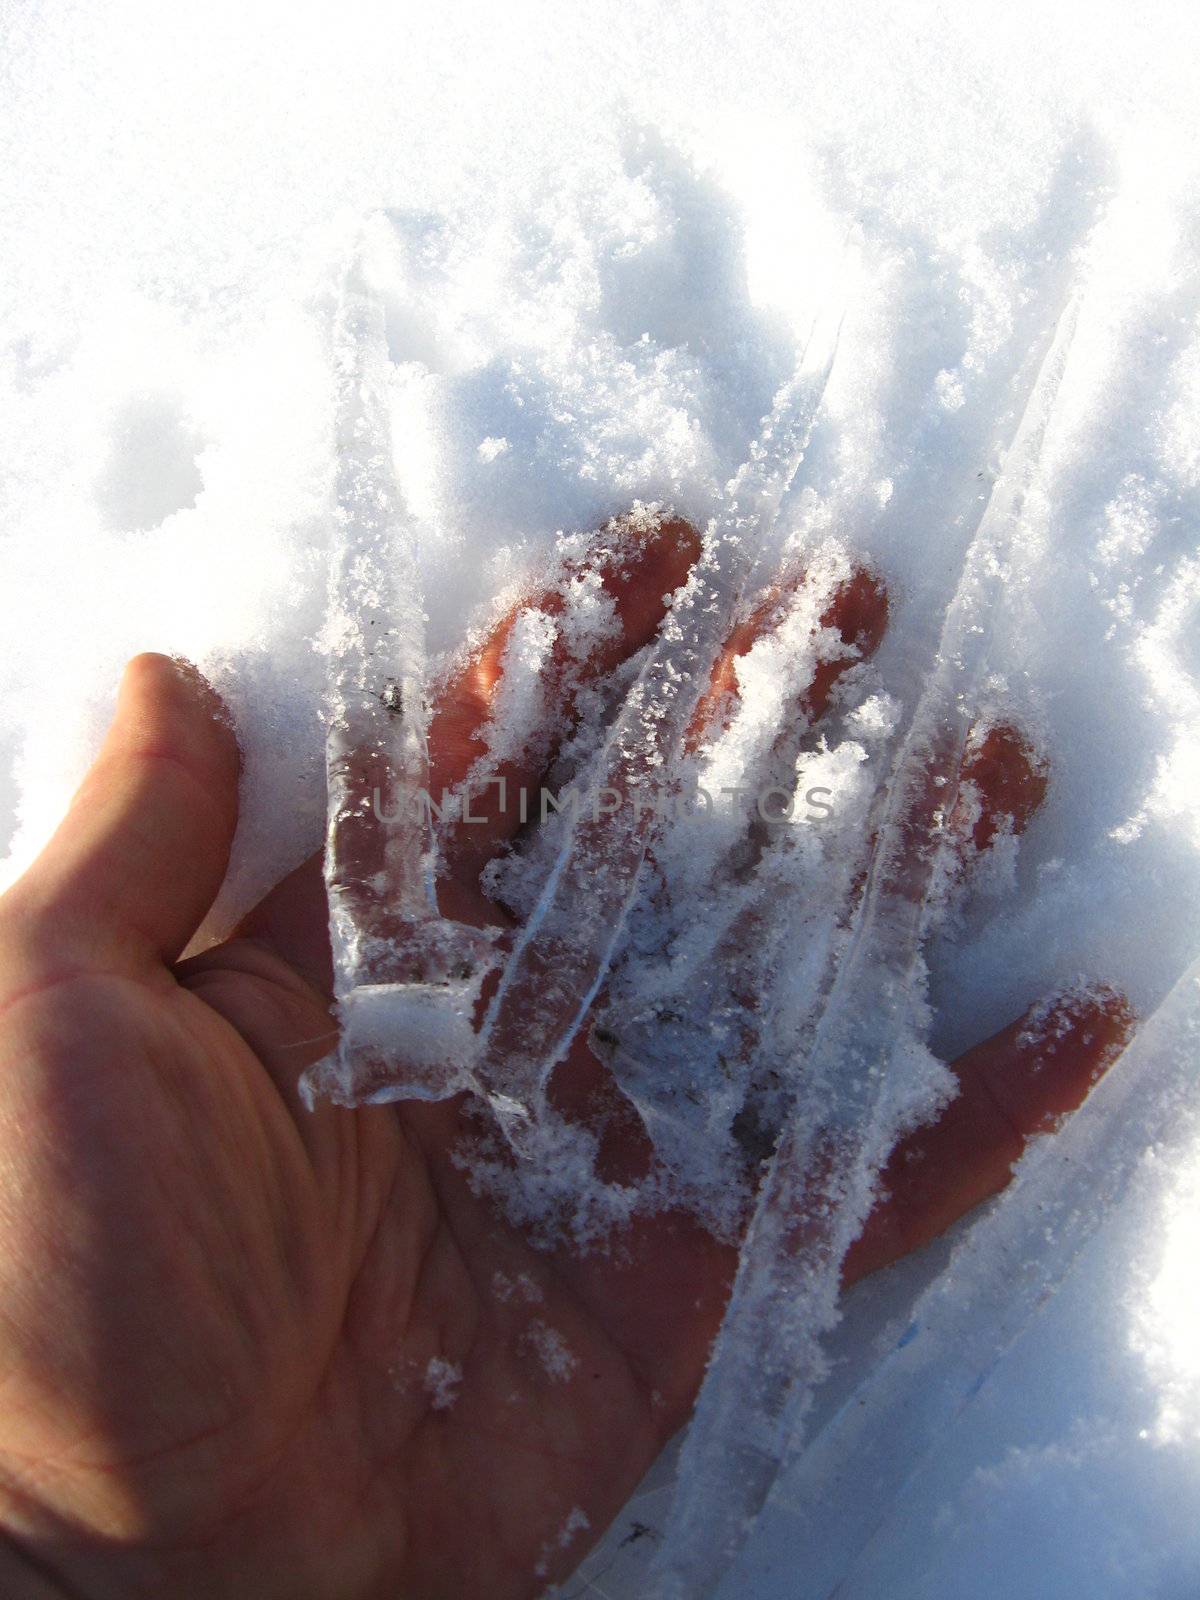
[0,516,1132,1598]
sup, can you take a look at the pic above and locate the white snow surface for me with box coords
[2,3,1200,1596]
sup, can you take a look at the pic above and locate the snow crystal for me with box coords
[534,1505,591,1580]
[491,1269,545,1306]
[480,607,560,765]
[521,1320,580,1385]
[843,692,901,744]
[423,1356,463,1412]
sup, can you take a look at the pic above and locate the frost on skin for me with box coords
[491,1269,546,1305]
[1015,981,1133,1071]
[431,501,683,844]
[534,1505,590,1579]
[483,607,560,769]
[423,1356,463,1411]
[520,1319,579,1384]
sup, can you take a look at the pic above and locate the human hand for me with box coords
[0,515,1132,1598]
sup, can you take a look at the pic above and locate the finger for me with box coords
[430,512,702,885]
[843,985,1135,1284]
[3,654,240,972]
[857,717,1049,912]
[687,564,888,748]
[953,721,1049,853]
[805,567,890,723]
[731,718,1051,1163]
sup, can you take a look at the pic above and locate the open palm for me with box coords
[0,521,1130,1599]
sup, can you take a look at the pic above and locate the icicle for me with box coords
[771,959,1200,1600]
[470,309,846,1151]
[647,296,1083,1599]
[305,245,842,1124]
[303,221,497,1110]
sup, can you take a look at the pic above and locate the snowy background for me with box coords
[2,2,1199,1594]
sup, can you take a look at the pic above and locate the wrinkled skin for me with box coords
[0,520,1132,1598]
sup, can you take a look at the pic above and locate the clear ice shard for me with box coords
[303,222,497,1110]
[470,310,846,1152]
[754,956,1200,1600]
[305,236,845,1125]
[647,295,1085,1599]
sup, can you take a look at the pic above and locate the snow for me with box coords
[3,2,1200,1596]
[521,1319,580,1385]
[422,1356,464,1412]
[536,1507,591,1581]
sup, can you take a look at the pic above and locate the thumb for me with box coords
[7,654,241,970]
